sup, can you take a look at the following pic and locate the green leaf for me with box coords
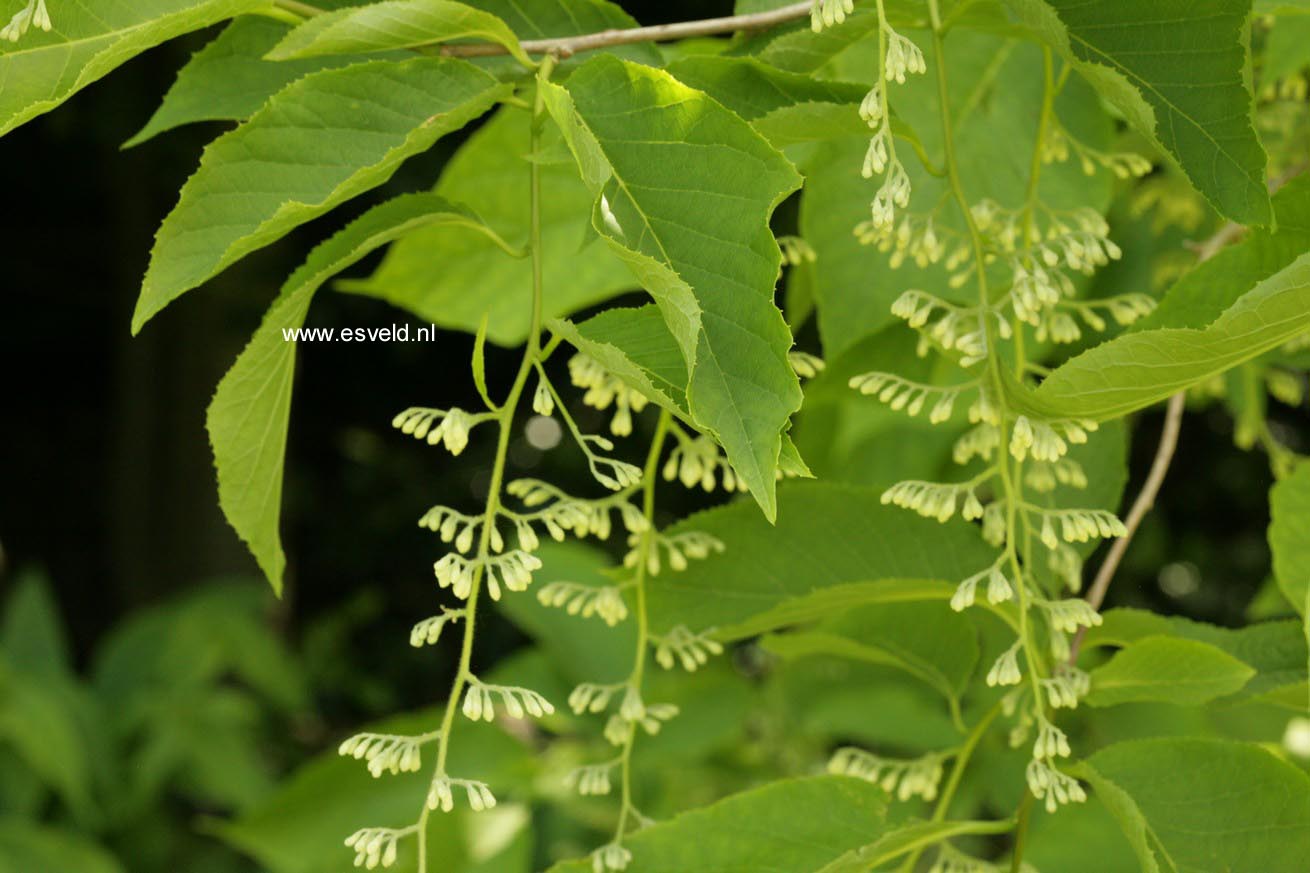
[208,193,491,594]
[1085,636,1255,707]
[124,15,382,148]
[762,602,979,720]
[0,0,261,138]
[551,306,690,420]
[1271,462,1310,618]
[647,481,1001,639]
[0,570,70,679]
[0,661,94,820]
[0,820,123,873]
[1082,608,1308,700]
[663,55,866,120]
[267,0,531,67]
[1270,461,1310,708]
[546,776,890,873]
[1134,176,1310,333]
[543,55,804,519]
[1003,0,1271,225]
[815,818,1016,873]
[467,0,659,68]
[1016,250,1310,421]
[344,107,633,346]
[1074,738,1310,872]
[133,56,509,333]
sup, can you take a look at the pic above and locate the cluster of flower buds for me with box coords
[344,827,408,869]
[433,549,543,600]
[652,625,724,672]
[592,841,633,873]
[849,371,974,424]
[857,213,963,270]
[565,761,616,796]
[392,406,485,455]
[537,581,630,626]
[828,747,947,801]
[1025,758,1087,813]
[788,350,825,379]
[1040,598,1104,634]
[506,478,647,543]
[1033,507,1127,548]
[809,0,854,32]
[930,843,1037,873]
[950,559,1015,611]
[988,641,1026,689]
[624,530,724,575]
[427,775,496,813]
[1010,415,1097,463]
[1042,124,1153,178]
[778,236,818,268]
[461,678,554,722]
[1041,666,1091,709]
[569,354,650,436]
[338,731,439,778]
[1024,458,1088,493]
[409,608,464,647]
[881,479,988,524]
[1,0,50,42]
[890,290,1007,367]
[663,433,748,493]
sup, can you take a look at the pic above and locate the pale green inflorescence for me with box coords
[823,0,1156,856]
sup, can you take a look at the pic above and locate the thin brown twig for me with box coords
[1070,165,1308,663]
[1068,391,1185,662]
[271,0,813,59]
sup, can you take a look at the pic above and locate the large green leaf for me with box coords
[663,55,865,120]
[0,821,122,873]
[762,601,980,722]
[646,481,1000,639]
[546,776,890,873]
[799,33,1112,358]
[1082,608,1308,701]
[207,193,498,594]
[543,55,804,519]
[1270,462,1310,707]
[0,0,261,138]
[267,0,531,66]
[344,108,633,345]
[1015,250,1310,420]
[1134,177,1310,333]
[1003,0,1271,225]
[1271,462,1310,618]
[124,15,381,148]
[132,57,509,333]
[1074,738,1310,872]
[1085,636,1255,707]
[468,0,659,67]
[816,819,1017,873]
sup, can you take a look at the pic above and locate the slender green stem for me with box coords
[897,700,1004,872]
[416,60,555,873]
[1010,792,1035,873]
[612,409,673,844]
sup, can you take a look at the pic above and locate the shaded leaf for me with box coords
[208,194,493,594]
[1074,738,1310,872]
[646,481,1000,639]
[1004,0,1271,224]
[546,776,889,873]
[816,818,1016,873]
[346,108,633,345]
[133,57,509,332]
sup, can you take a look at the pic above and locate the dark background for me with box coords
[0,0,1295,740]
